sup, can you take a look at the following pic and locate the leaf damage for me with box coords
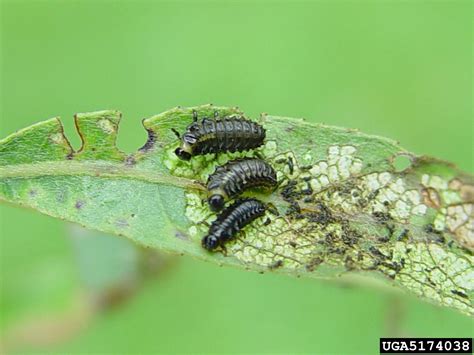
[0,105,473,316]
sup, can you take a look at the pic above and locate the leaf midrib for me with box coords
[0,161,205,191]
[1,160,466,258]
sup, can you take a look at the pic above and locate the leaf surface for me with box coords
[1,105,473,316]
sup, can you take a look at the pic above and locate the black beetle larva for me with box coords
[207,158,277,211]
[202,198,266,252]
[173,111,265,160]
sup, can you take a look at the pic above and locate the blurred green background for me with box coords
[1,0,472,353]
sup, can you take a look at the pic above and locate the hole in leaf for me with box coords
[393,154,412,172]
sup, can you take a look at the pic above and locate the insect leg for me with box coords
[254,150,265,160]
[171,128,181,139]
[192,110,198,122]
[219,245,228,256]
[267,203,280,216]
[276,178,287,188]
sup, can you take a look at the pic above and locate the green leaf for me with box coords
[1,105,473,316]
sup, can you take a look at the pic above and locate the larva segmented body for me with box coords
[174,112,265,160]
[207,158,277,211]
[202,198,267,251]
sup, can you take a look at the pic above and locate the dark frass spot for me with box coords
[281,180,298,201]
[287,157,294,175]
[268,260,283,270]
[369,246,389,260]
[289,241,297,248]
[451,289,468,299]
[372,211,392,222]
[302,185,313,195]
[29,189,37,197]
[306,203,333,225]
[424,223,442,235]
[75,200,85,209]
[342,231,360,246]
[398,229,409,241]
[367,189,380,200]
[305,257,323,271]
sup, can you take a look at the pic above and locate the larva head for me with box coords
[208,194,225,212]
[175,133,197,160]
[174,147,192,161]
[202,234,219,251]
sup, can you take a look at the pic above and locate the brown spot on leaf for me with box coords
[460,184,474,202]
[449,179,474,202]
[449,178,463,190]
[139,129,157,152]
[422,187,441,209]
[446,203,474,251]
[125,155,136,166]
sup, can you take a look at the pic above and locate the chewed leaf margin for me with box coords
[0,104,473,317]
